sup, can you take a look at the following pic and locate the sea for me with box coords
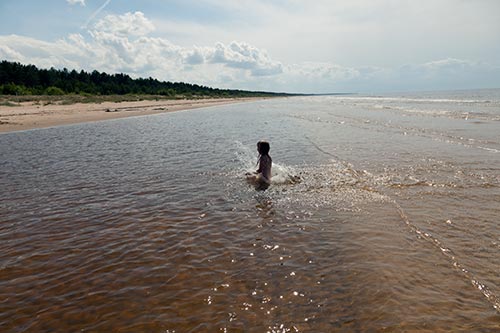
[1,89,499,332]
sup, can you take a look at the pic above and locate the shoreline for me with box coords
[0,97,266,133]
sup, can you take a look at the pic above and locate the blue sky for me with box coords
[1,0,500,93]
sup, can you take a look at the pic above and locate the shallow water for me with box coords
[1,90,499,332]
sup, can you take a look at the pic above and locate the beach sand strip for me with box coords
[0,97,263,133]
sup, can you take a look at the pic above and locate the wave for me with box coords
[369,104,500,121]
[325,95,500,105]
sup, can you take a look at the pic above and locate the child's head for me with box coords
[257,141,270,155]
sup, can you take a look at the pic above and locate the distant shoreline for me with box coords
[0,96,271,133]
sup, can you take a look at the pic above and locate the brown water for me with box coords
[1,90,499,332]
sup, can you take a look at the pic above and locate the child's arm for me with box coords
[257,160,265,173]
[255,157,262,173]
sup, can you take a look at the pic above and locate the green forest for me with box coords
[0,60,290,98]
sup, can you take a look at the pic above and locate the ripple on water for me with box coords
[1,97,499,331]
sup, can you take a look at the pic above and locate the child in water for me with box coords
[246,141,272,190]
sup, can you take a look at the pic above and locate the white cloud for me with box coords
[287,62,359,81]
[67,0,85,6]
[183,47,206,65]
[150,0,500,71]
[391,58,500,92]
[0,44,24,60]
[208,42,283,76]
[94,11,155,37]
[1,10,499,93]
[421,58,477,74]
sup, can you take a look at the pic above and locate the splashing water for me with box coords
[234,141,300,186]
[1,92,499,332]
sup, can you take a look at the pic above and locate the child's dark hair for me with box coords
[257,141,270,155]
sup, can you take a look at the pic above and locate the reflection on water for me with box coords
[1,90,500,331]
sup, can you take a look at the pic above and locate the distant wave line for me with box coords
[329,96,497,104]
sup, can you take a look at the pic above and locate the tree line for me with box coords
[0,60,290,97]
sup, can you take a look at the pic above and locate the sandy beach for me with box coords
[0,97,262,133]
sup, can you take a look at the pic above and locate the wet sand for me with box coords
[0,97,263,133]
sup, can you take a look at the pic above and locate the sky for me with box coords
[0,0,500,93]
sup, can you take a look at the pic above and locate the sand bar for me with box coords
[0,97,263,133]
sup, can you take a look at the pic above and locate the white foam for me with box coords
[234,141,300,185]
